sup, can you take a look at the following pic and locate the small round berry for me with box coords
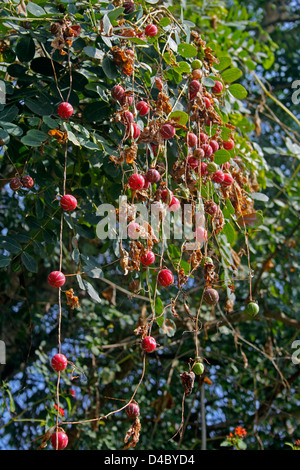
[50,431,68,450]
[193,148,205,159]
[57,102,73,119]
[127,222,141,239]
[111,84,125,102]
[21,175,34,188]
[141,251,155,266]
[206,162,218,174]
[191,59,203,70]
[199,162,208,176]
[199,132,208,143]
[119,94,133,107]
[221,161,231,170]
[195,226,208,243]
[222,173,234,186]
[122,110,134,125]
[245,302,259,317]
[48,271,66,288]
[185,132,198,148]
[130,122,141,140]
[161,188,173,203]
[160,124,175,140]
[212,80,223,94]
[223,139,235,150]
[143,179,150,190]
[60,194,77,211]
[187,156,199,169]
[145,24,158,37]
[203,288,219,306]
[193,360,205,376]
[123,1,135,14]
[141,336,157,352]
[128,173,145,190]
[126,402,140,418]
[211,170,225,184]
[157,269,173,287]
[51,354,68,372]
[209,140,219,153]
[136,101,149,117]
[10,178,22,191]
[192,69,203,80]
[146,168,160,183]
[168,196,180,212]
[189,80,201,100]
[204,97,211,109]
[205,202,218,215]
[201,144,213,158]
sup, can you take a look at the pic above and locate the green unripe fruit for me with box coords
[201,257,214,266]
[191,59,203,70]
[245,302,259,317]
[193,360,205,375]
[207,162,218,174]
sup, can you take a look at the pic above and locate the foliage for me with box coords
[0,0,299,451]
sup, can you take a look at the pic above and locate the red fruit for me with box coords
[209,140,219,153]
[222,173,234,186]
[222,161,231,170]
[160,124,175,140]
[50,431,69,450]
[60,194,77,211]
[223,139,235,150]
[126,402,140,418]
[51,354,68,371]
[119,94,133,107]
[195,226,208,243]
[136,100,149,117]
[187,156,199,169]
[168,196,180,212]
[205,202,218,215]
[10,177,22,191]
[193,148,205,159]
[141,336,157,352]
[145,168,160,183]
[212,80,223,94]
[57,102,73,119]
[189,80,201,100]
[185,132,198,148]
[150,143,158,156]
[145,24,158,37]
[201,144,213,158]
[141,250,155,266]
[199,132,208,143]
[122,110,134,124]
[130,122,141,140]
[143,179,150,190]
[21,175,34,188]
[111,84,125,102]
[204,97,211,109]
[199,162,208,176]
[157,269,173,287]
[126,49,134,58]
[127,222,141,239]
[48,271,66,288]
[128,173,145,190]
[123,1,135,14]
[211,170,225,184]
[161,189,173,203]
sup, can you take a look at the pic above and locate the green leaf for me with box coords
[160,17,171,27]
[177,61,191,73]
[168,110,189,126]
[21,252,38,272]
[21,129,48,147]
[221,67,242,83]
[0,237,22,254]
[213,149,231,164]
[214,56,232,71]
[155,297,164,316]
[84,280,102,303]
[102,57,118,80]
[178,43,198,58]
[16,36,35,63]
[222,222,236,244]
[202,77,216,87]
[24,97,54,116]
[83,46,105,60]
[0,254,11,268]
[107,7,124,22]
[228,84,248,99]
[250,192,269,202]
[27,1,46,17]
[82,102,111,122]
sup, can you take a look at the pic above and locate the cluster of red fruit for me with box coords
[10,175,34,191]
